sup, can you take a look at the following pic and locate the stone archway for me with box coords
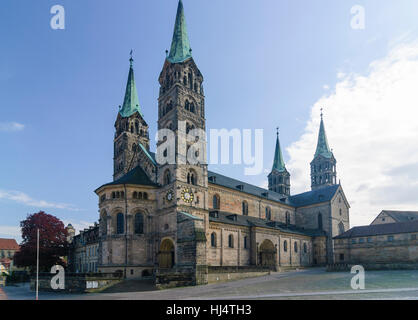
[259,239,276,268]
[159,239,175,269]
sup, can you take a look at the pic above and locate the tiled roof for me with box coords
[0,238,19,250]
[382,210,418,223]
[288,185,340,207]
[334,220,418,239]
[208,171,291,205]
[209,211,326,237]
[98,165,158,190]
[208,171,340,208]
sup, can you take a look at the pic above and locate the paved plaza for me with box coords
[3,268,418,300]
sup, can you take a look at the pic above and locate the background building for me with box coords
[0,238,20,274]
[334,211,418,268]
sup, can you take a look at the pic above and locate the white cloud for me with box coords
[287,41,418,227]
[0,189,81,211]
[0,122,24,132]
[0,226,21,240]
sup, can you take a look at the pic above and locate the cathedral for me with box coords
[93,0,350,287]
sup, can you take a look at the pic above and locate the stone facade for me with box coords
[333,218,418,268]
[69,224,100,273]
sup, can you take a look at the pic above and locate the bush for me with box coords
[6,271,30,284]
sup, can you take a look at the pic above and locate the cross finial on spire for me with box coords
[129,49,134,66]
[276,127,279,137]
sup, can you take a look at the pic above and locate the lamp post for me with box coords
[36,228,39,301]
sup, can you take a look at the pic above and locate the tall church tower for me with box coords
[268,129,290,196]
[157,0,207,209]
[113,55,150,181]
[310,111,337,190]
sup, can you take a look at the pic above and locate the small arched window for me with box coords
[265,207,271,220]
[283,240,288,252]
[294,242,298,253]
[244,236,248,249]
[318,213,323,230]
[164,170,171,185]
[116,213,124,234]
[213,194,220,209]
[211,233,216,247]
[185,100,190,111]
[303,242,307,254]
[242,201,248,216]
[338,222,345,235]
[134,213,144,234]
[143,193,148,200]
[133,191,138,199]
[286,212,291,225]
[228,234,234,248]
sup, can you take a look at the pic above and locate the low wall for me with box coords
[207,266,271,284]
[30,273,122,293]
[327,262,418,272]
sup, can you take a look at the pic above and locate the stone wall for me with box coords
[334,232,418,265]
[208,185,296,224]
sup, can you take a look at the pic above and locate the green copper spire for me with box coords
[272,129,286,172]
[167,0,192,64]
[119,53,143,118]
[314,111,333,158]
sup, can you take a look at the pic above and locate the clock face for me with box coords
[181,188,194,203]
[166,190,174,202]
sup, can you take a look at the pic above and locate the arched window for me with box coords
[185,100,190,111]
[211,233,216,247]
[164,170,171,185]
[244,236,248,249]
[242,201,248,216]
[228,234,234,248]
[188,73,193,89]
[187,170,197,185]
[112,192,116,199]
[265,207,271,220]
[133,191,138,199]
[138,192,143,200]
[135,121,139,134]
[134,213,144,234]
[190,103,195,113]
[286,212,291,225]
[283,240,288,252]
[338,222,345,235]
[318,213,323,230]
[116,213,124,234]
[213,194,220,209]
[303,242,307,254]
[143,192,148,200]
[294,242,298,253]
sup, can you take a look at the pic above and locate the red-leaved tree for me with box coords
[14,211,68,272]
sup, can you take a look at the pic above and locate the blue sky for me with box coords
[1,0,418,240]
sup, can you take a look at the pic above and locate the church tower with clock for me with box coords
[155,0,209,282]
